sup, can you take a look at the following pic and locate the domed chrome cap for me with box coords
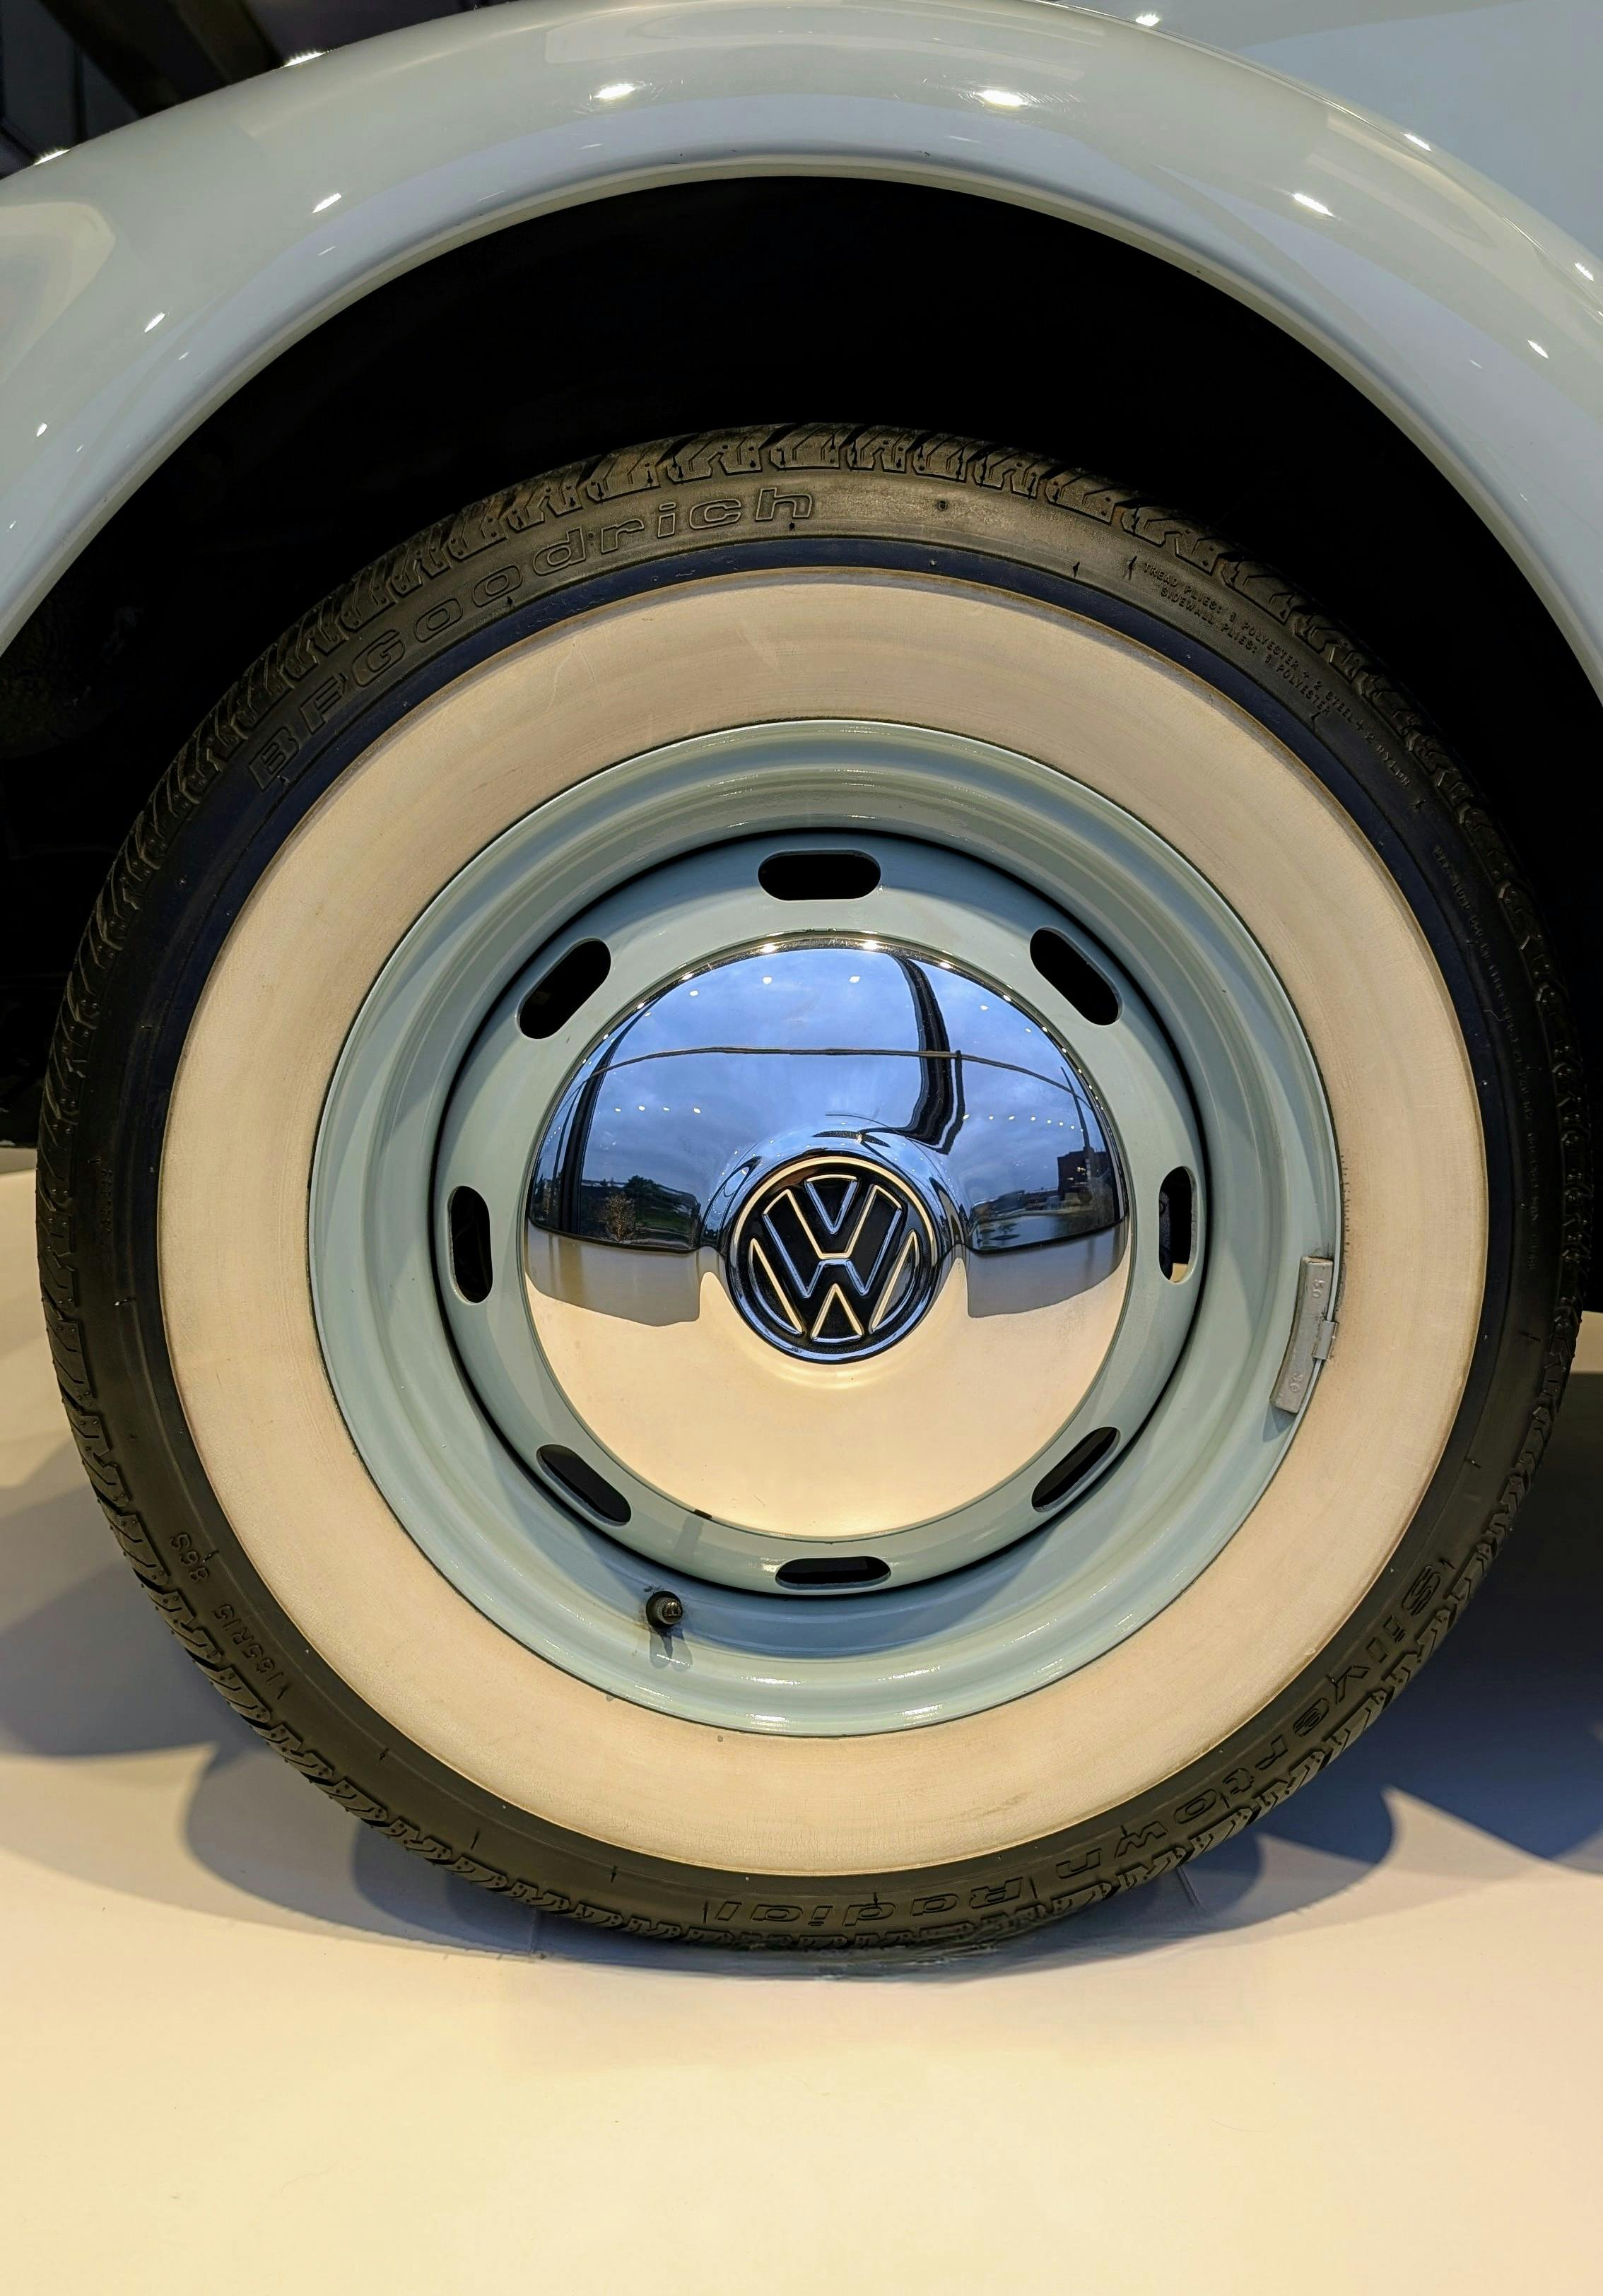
[524,938,1129,1540]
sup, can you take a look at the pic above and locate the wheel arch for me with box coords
[0,2,1599,1290]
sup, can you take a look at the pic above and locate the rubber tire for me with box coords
[39,426,1586,1950]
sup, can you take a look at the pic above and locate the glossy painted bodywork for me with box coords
[1175,1,1602,254]
[0,0,1601,707]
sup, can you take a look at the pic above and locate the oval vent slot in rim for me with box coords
[1031,1426,1119,1513]
[1158,1167,1196,1281]
[1030,928,1120,1026]
[518,940,611,1038]
[758,851,882,902]
[537,1445,631,1526]
[775,1554,891,1589]
[447,1187,493,1303]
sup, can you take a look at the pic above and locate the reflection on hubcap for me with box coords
[521,922,1136,1553]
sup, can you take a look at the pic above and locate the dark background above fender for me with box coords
[0,0,493,169]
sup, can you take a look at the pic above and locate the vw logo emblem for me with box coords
[728,1154,942,1360]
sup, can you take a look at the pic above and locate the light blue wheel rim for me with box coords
[434,831,1202,1592]
[310,720,1341,1734]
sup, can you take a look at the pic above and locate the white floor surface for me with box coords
[1,1161,1600,2291]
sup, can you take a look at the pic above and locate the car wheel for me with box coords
[39,426,1583,1947]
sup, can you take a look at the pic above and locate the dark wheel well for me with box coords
[2,170,1597,1288]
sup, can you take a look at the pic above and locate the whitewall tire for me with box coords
[40,430,1580,1945]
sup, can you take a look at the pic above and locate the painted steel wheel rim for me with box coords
[310,719,1341,1735]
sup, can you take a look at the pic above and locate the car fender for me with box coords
[1,0,1601,703]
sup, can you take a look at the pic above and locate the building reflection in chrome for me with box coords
[527,939,1123,1289]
